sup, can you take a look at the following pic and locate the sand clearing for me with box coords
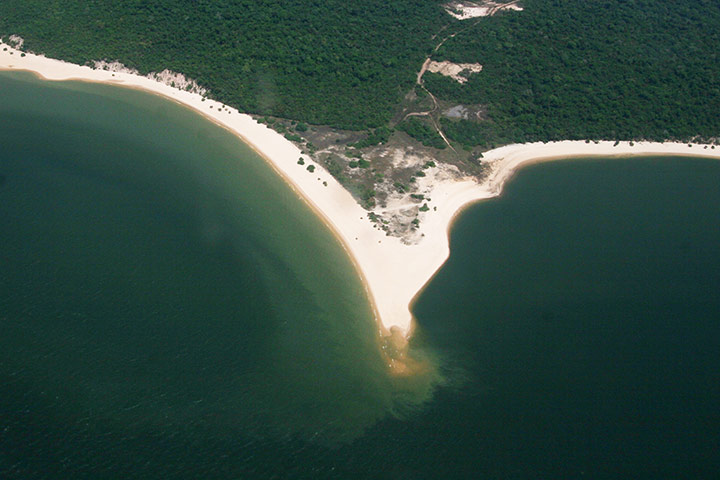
[444,1,524,20]
[2,42,720,340]
[426,60,482,84]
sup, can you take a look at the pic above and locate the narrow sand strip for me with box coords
[3,42,720,339]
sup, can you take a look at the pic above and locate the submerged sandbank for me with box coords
[3,41,720,347]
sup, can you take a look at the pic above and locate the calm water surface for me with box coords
[1,72,719,478]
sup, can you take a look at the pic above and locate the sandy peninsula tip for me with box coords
[3,41,720,343]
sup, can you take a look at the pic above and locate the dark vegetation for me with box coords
[2,0,719,148]
[397,118,446,149]
[0,0,446,129]
[430,0,720,144]
[322,155,348,184]
[351,127,393,149]
[440,117,499,148]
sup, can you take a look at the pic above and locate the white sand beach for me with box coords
[3,41,720,342]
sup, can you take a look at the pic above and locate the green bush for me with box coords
[352,126,392,148]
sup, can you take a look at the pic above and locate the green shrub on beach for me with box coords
[284,133,303,142]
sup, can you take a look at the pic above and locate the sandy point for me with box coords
[3,42,720,350]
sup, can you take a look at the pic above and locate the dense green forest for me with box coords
[0,0,446,129]
[2,0,719,144]
[431,0,720,144]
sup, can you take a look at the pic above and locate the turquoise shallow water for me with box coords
[1,72,719,478]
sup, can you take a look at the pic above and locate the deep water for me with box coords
[410,157,720,478]
[1,72,719,479]
[0,72,440,478]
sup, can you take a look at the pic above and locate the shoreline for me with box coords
[406,142,720,312]
[3,42,720,344]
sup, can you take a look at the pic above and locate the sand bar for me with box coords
[3,42,720,339]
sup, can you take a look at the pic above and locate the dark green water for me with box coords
[2,72,719,478]
[411,158,720,478]
[0,71,440,476]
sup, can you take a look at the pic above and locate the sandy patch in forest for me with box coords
[444,1,523,20]
[426,60,482,84]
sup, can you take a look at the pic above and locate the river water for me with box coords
[1,71,718,478]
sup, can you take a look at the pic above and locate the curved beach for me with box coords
[3,41,720,340]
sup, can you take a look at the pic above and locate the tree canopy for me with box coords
[2,0,719,144]
[0,0,446,129]
[430,0,720,144]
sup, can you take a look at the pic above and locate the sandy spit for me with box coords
[3,42,720,338]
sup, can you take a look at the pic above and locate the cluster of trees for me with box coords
[351,126,392,149]
[0,0,447,129]
[440,118,498,148]
[397,118,446,149]
[430,0,720,144]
